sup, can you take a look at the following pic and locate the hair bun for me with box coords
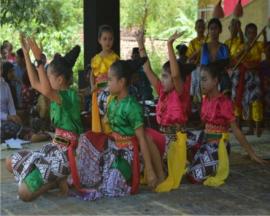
[63,45,81,68]
[126,56,148,73]
[178,62,196,74]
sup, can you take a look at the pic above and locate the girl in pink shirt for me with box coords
[136,31,196,192]
[187,62,266,187]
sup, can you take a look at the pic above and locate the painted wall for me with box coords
[219,0,268,42]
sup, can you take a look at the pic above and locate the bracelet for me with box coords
[34,59,45,68]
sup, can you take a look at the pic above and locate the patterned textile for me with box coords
[74,132,135,200]
[0,120,32,141]
[232,68,262,120]
[231,68,240,101]
[187,132,230,183]
[11,143,70,184]
[146,128,202,175]
[1,120,21,141]
[97,89,110,116]
[10,128,80,189]
[242,70,262,120]
[21,85,39,111]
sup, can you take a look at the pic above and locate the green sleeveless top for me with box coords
[50,88,83,134]
[107,95,144,136]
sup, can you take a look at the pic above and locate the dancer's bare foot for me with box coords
[57,178,69,196]
[146,168,158,189]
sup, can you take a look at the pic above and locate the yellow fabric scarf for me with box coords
[203,133,229,187]
[155,131,187,192]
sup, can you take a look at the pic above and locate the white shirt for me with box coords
[0,77,16,120]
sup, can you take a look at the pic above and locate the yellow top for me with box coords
[224,37,243,59]
[244,41,265,63]
[91,52,119,78]
[186,37,206,58]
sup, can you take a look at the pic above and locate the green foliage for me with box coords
[0,0,83,86]
[121,0,198,41]
[121,0,198,73]
[1,0,197,87]
[1,0,82,31]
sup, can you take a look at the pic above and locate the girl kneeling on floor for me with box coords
[74,58,160,200]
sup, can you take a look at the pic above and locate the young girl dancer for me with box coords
[135,30,195,192]
[75,58,159,200]
[187,62,267,186]
[6,34,83,201]
[90,25,119,132]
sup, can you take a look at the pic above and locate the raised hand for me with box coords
[19,33,30,54]
[168,31,185,44]
[27,37,42,60]
[134,30,145,47]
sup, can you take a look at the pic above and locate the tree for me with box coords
[1,0,82,54]
[120,0,198,40]
[120,0,198,76]
[1,0,83,85]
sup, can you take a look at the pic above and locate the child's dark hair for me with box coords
[230,18,241,26]
[245,23,257,34]
[162,61,196,82]
[16,48,24,59]
[200,59,229,82]
[98,25,114,39]
[49,45,80,85]
[195,19,205,26]
[176,44,188,56]
[110,57,147,86]
[208,18,222,31]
